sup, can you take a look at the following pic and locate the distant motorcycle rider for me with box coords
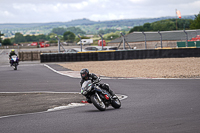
[9,49,19,66]
[80,68,117,102]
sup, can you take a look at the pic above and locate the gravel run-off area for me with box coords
[59,57,200,78]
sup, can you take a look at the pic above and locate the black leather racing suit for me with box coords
[9,52,18,65]
[80,73,115,102]
[9,52,17,59]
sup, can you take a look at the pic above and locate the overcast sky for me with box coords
[0,0,200,23]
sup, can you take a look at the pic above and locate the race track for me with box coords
[0,49,200,133]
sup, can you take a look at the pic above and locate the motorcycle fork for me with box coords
[95,92,102,102]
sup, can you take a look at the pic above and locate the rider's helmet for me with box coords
[80,68,89,79]
[11,49,15,53]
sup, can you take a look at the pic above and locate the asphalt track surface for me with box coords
[1,49,200,133]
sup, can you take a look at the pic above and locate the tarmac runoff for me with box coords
[47,94,128,112]
[0,93,128,119]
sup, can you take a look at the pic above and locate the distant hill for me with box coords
[0,15,195,37]
[0,18,96,30]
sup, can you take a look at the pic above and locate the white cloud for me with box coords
[13,3,38,12]
[1,11,14,17]
[70,1,89,10]
[88,0,99,3]
[0,0,200,23]
[129,0,146,3]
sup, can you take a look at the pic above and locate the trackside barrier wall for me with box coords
[177,41,200,48]
[40,48,200,63]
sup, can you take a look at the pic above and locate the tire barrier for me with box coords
[40,48,200,63]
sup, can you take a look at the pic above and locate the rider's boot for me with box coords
[109,90,117,99]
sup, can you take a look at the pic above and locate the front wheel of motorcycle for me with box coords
[14,63,17,70]
[111,98,121,109]
[91,95,106,111]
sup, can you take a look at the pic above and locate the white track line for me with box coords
[44,64,79,78]
[0,50,4,55]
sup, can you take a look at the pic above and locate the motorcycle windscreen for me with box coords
[11,55,18,62]
[81,81,92,95]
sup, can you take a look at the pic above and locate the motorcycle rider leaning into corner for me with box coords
[80,68,117,103]
[9,49,19,66]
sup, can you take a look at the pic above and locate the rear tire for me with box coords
[91,95,106,111]
[111,98,121,109]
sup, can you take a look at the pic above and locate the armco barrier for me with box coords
[40,48,200,63]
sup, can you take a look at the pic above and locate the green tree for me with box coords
[0,31,4,43]
[48,33,57,39]
[176,19,191,29]
[14,32,25,43]
[48,33,58,42]
[24,35,32,42]
[37,34,48,41]
[190,12,200,29]
[143,23,152,31]
[129,26,143,33]
[30,35,38,42]
[104,32,120,40]
[98,29,105,35]
[63,31,76,42]
[129,19,192,33]
[2,38,12,45]
[51,27,67,35]
[66,27,86,35]
[151,20,176,31]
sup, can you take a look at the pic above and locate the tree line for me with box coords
[129,12,200,33]
[0,27,84,45]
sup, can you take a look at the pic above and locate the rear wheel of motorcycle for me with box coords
[91,95,106,111]
[111,98,121,109]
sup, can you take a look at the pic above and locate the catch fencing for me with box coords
[108,29,200,49]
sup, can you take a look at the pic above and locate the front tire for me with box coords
[14,63,17,70]
[111,98,121,109]
[91,95,106,111]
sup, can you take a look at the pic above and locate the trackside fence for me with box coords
[40,48,200,63]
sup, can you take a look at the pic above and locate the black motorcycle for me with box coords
[81,80,121,111]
